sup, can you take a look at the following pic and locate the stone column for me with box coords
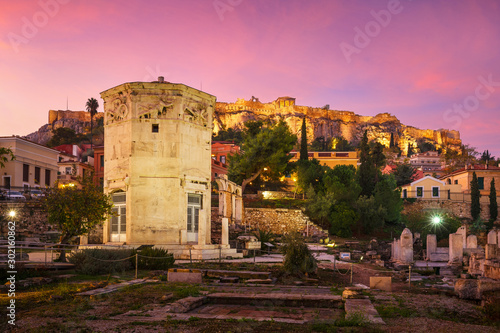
[198,208,207,246]
[427,234,437,260]
[234,196,243,223]
[466,235,477,249]
[448,233,463,264]
[400,228,413,264]
[221,218,229,245]
[487,230,497,245]
[456,225,467,249]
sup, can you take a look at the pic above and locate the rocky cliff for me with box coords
[25,110,104,146]
[26,99,462,154]
[214,97,462,154]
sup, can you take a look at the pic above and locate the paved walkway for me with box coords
[344,298,385,324]
[76,278,155,296]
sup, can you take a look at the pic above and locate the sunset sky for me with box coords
[1,0,500,157]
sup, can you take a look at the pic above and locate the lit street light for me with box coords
[432,216,441,224]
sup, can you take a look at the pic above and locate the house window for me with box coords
[454,180,458,184]
[152,124,159,133]
[416,187,423,198]
[432,187,439,198]
[65,167,71,175]
[34,167,40,184]
[403,189,407,198]
[447,179,451,184]
[478,177,484,190]
[220,156,226,164]
[100,155,104,168]
[45,169,51,186]
[23,164,29,182]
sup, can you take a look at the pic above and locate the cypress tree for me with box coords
[470,172,481,221]
[389,133,395,148]
[407,143,414,157]
[489,178,498,222]
[299,117,308,160]
[358,130,376,196]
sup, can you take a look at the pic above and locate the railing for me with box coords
[401,190,497,203]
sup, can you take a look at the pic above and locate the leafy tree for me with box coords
[444,144,478,172]
[393,162,417,187]
[331,136,354,151]
[43,176,114,262]
[296,159,325,194]
[212,127,243,144]
[299,117,308,160]
[305,185,336,229]
[86,97,99,150]
[374,174,402,224]
[281,232,317,276]
[0,147,15,168]
[227,120,296,194]
[357,130,376,196]
[47,127,87,147]
[470,172,481,221]
[417,139,436,153]
[489,178,497,229]
[330,202,358,237]
[324,164,360,203]
[310,136,328,151]
[356,195,386,234]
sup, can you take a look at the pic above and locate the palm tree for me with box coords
[85,98,99,150]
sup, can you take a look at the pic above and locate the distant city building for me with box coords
[409,151,443,172]
[440,164,500,196]
[211,141,240,180]
[289,151,359,169]
[57,161,94,188]
[93,146,104,187]
[0,136,59,191]
[400,175,462,200]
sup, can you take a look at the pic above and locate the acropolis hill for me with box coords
[26,96,462,153]
[214,96,462,153]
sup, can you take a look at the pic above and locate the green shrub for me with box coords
[132,247,175,270]
[254,229,277,250]
[281,232,317,276]
[69,249,134,275]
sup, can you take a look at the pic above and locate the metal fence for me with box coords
[402,190,496,204]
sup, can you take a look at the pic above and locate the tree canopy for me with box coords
[299,117,308,161]
[470,172,481,221]
[43,176,114,261]
[0,147,15,168]
[86,97,99,149]
[227,120,296,193]
[47,127,88,147]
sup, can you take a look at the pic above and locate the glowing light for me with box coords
[9,211,16,218]
[432,216,441,224]
[262,191,271,199]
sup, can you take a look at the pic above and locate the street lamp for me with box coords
[9,210,15,218]
[431,216,441,225]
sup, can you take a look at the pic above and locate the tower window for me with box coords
[152,124,159,133]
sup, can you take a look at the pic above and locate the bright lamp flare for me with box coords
[9,211,16,218]
[432,216,441,224]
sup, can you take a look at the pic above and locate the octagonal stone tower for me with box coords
[100,78,239,259]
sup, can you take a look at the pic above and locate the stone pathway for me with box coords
[344,298,385,324]
[76,278,155,297]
